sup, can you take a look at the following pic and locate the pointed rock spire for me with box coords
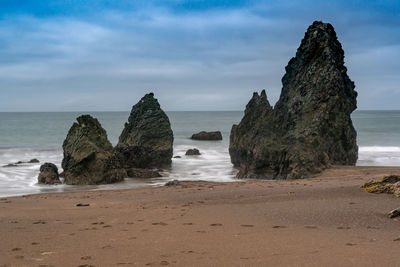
[230,21,358,179]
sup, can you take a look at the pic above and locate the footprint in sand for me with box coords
[393,237,400,242]
[31,242,39,245]
[15,255,24,259]
[240,224,254,228]
[181,250,194,254]
[272,225,286,229]
[305,225,318,229]
[183,222,194,225]
[33,221,46,224]
[210,223,223,227]
[152,222,168,226]
[337,226,351,230]
[196,230,207,234]
[160,261,169,265]
[11,247,22,251]
[103,225,112,228]
[81,256,92,260]
[345,243,356,246]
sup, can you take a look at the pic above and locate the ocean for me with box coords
[0,110,399,197]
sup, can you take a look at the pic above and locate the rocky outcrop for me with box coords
[361,175,400,197]
[38,163,61,184]
[126,168,162,178]
[3,158,40,167]
[62,115,126,185]
[185,148,201,156]
[115,93,173,169]
[230,21,358,179]
[388,208,400,219]
[191,131,222,141]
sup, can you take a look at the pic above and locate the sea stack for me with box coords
[38,163,61,184]
[115,93,173,169]
[62,115,126,185]
[230,21,358,179]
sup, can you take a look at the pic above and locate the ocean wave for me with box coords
[357,146,400,166]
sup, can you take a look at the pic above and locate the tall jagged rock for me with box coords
[62,115,126,185]
[115,93,173,168]
[230,21,358,179]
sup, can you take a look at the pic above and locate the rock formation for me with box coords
[126,168,162,178]
[62,115,126,185]
[38,163,61,184]
[230,21,358,179]
[191,131,223,141]
[185,148,201,156]
[115,93,173,169]
[361,175,400,197]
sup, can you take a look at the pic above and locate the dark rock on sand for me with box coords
[230,21,358,179]
[62,115,126,185]
[185,148,201,156]
[28,158,40,163]
[191,131,222,141]
[38,163,61,184]
[388,208,400,219]
[126,168,162,178]
[115,93,173,169]
[165,180,180,186]
[362,175,400,197]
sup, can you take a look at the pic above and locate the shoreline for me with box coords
[1,166,400,266]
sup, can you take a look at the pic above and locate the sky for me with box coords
[0,0,399,111]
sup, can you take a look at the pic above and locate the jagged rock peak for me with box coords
[62,114,125,185]
[229,21,358,179]
[115,93,173,169]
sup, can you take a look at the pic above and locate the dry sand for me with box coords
[0,166,399,267]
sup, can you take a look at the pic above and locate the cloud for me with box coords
[0,0,399,111]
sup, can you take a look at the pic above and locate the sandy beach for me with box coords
[0,166,399,267]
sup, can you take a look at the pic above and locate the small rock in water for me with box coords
[387,207,400,218]
[185,148,201,156]
[3,163,19,168]
[28,158,40,163]
[173,156,181,159]
[38,163,61,185]
[191,131,222,141]
[126,168,162,178]
[165,180,180,186]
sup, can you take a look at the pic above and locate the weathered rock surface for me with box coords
[230,21,358,179]
[191,131,222,141]
[165,180,180,186]
[361,175,400,197]
[62,115,126,185]
[126,168,162,178]
[115,93,173,169]
[388,208,400,219]
[185,148,201,156]
[3,158,40,167]
[38,163,61,184]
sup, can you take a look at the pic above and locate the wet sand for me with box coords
[0,166,399,266]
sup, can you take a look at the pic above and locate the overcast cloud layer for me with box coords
[0,0,399,111]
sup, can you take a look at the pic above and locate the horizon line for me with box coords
[0,109,399,113]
